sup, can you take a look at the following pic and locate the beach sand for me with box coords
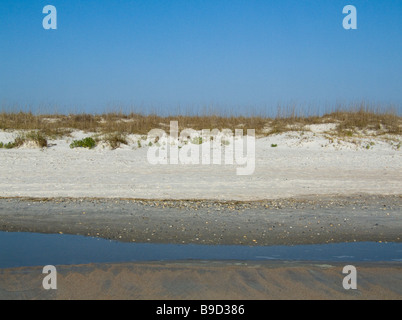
[1,261,401,300]
[0,127,401,300]
[0,127,400,200]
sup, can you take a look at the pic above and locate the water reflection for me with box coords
[0,231,401,268]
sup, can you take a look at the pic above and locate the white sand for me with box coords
[0,125,401,200]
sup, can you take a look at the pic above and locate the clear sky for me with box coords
[0,0,401,115]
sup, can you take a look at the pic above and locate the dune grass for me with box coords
[0,104,400,141]
[97,132,128,149]
[0,131,48,149]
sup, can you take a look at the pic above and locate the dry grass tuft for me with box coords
[100,132,128,149]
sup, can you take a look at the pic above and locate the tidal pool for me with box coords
[0,231,401,268]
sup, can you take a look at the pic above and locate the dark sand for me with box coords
[1,261,401,300]
[0,194,401,245]
[0,194,401,300]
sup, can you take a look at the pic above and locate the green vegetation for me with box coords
[339,130,354,137]
[0,141,15,149]
[0,131,47,149]
[69,137,96,149]
[221,139,230,146]
[271,144,278,147]
[191,136,203,145]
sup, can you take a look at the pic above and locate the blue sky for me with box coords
[0,0,401,115]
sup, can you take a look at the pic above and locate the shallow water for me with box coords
[0,231,401,268]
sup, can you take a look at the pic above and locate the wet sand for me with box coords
[0,194,400,245]
[1,261,401,300]
[0,194,401,300]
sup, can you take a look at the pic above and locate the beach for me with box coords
[0,127,400,200]
[2,0,402,301]
[0,127,401,300]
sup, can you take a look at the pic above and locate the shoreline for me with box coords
[0,194,400,246]
[1,194,400,300]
